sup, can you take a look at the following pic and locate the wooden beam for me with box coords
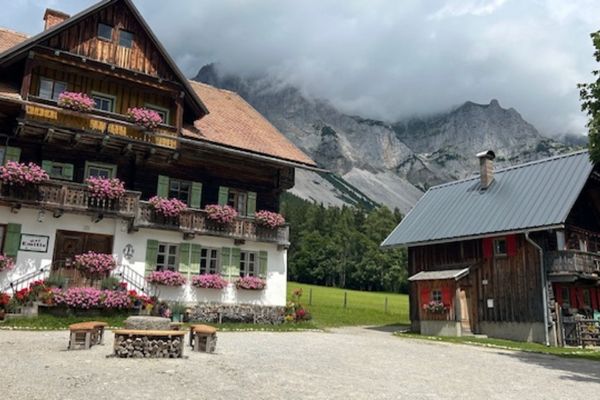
[44,128,55,143]
[175,93,184,133]
[20,52,36,100]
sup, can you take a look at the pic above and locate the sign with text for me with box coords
[19,234,49,253]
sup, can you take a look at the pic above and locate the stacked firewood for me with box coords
[113,335,183,358]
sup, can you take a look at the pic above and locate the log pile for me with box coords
[113,332,185,358]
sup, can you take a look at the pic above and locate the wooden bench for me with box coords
[189,324,218,353]
[68,322,97,350]
[112,329,186,358]
[86,321,109,344]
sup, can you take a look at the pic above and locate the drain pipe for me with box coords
[525,231,550,347]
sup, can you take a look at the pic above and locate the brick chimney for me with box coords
[476,150,496,190]
[43,9,70,30]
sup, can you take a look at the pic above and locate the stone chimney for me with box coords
[43,9,70,30]
[476,150,496,190]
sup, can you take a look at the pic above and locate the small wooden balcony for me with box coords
[133,202,290,246]
[545,250,600,280]
[0,180,140,219]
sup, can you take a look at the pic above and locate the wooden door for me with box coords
[52,230,113,287]
[459,288,472,335]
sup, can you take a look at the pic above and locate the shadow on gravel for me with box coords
[365,324,410,334]
[497,351,600,384]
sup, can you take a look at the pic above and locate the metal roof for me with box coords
[408,268,470,281]
[382,150,593,248]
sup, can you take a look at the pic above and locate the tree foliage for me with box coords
[281,193,408,293]
[579,31,600,162]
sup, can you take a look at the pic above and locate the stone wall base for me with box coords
[479,322,551,344]
[190,303,285,324]
[420,320,461,336]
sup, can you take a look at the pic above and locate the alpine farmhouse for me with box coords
[0,0,316,311]
[383,150,600,346]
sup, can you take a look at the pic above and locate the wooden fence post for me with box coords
[344,291,347,309]
[309,288,313,306]
[385,297,388,314]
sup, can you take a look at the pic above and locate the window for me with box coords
[91,92,115,113]
[561,287,570,307]
[169,179,191,203]
[156,243,178,271]
[200,248,220,275]
[145,104,168,125]
[431,290,442,302]
[494,238,507,256]
[42,160,74,181]
[583,289,592,308]
[39,78,67,101]
[0,147,5,165]
[98,23,113,41]
[85,162,117,179]
[119,30,134,48]
[240,251,258,277]
[228,190,248,216]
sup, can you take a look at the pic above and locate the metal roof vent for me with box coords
[476,150,496,190]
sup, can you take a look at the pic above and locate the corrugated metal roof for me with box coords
[408,268,470,281]
[382,150,593,247]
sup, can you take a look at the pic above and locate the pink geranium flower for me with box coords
[191,274,228,289]
[127,107,163,130]
[255,210,285,229]
[57,91,96,112]
[0,161,48,186]
[86,177,125,200]
[205,204,238,225]
[149,196,187,217]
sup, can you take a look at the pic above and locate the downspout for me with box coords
[524,231,550,346]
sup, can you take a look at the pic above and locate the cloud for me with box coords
[1,0,599,135]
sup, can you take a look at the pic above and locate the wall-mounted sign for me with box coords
[487,298,494,308]
[19,234,49,253]
[123,244,135,260]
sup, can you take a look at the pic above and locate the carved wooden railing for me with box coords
[134,202,290,246]
[545,250,600,276]
[0,180,141,218]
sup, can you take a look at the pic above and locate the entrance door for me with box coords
[459,288,472,335]
[52,230,114,287]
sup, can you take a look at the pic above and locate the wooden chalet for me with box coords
[382,150,600,346]
[0,0,316,308]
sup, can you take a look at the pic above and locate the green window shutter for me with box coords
[190,182,202,208]
[4,147,21,164]
[220,247,231,279]
[218,186,229,205]
[259,250,268,279]
[157,175,170,198]
[41,160,53,174]
[190,244,202,274]
[145,240,159,274]
[3,223,21,258]
[247,192,257,216]
[62,163,74,181]
[179,242,191,274]
[231,247,241,278]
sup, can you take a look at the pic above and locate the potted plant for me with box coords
[235,276,266,291]
[0,292,10,320]
[191,274,228,290]
[255,210,286,229]
[169,302,186,322]
[74,251,117,280]
[148,196,187,226]
[57,91,96,112]
[205,204,238,228]
[0,254,15,273]
[127,107,163,130]
[0,161,49,199]
[146,270,187,287]
[85,176,125,209]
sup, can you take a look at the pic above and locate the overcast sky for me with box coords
[1,0,599,135]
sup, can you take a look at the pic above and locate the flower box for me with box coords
[0,254,15,272]
[0,161,48,187]
[191,274,228,290]
[57,92,96,112]
[422,301,448,314]
[235,276,266,290]
[205,204,238,225]
[146,270,186,287]
[86,177,125,200]
[127,107,163,130]
[149,196,187,220]
[74,251,117,279]
[255,210,285,229]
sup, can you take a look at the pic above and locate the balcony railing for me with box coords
[134,201,290,246]
[545,250,600,277]
[0,180,140,218]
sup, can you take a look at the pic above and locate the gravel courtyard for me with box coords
[1,327,599,400]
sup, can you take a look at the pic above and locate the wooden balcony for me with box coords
[133,202,290,246]
[0,180,140,219]
[545,250,600,280]
[24,101,178,149]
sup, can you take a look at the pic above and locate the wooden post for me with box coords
[309,288,313,306]
[385,297,388,314]
[20,52,36,100]
[175,92,184,133]
[344,291,347,309]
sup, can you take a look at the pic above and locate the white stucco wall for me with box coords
[0,206,288,307]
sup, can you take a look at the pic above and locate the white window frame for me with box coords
[156,242,179,271]
[84,161,117,179]
[91,91,116,113]
[39,77,67,101]
[240,250,258,277]
[144,103,169,125]
[200,248,220,275]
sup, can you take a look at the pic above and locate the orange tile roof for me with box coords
[0,27,28,53]
[186,81,316,167]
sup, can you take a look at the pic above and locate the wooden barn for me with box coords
[382,150,600,346]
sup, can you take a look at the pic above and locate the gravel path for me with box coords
[1,327,599,399]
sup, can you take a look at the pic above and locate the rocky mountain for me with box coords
[194,64,584,213]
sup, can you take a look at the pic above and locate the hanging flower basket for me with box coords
[127,107,163,130]
[205,204,238,225]
[255,210,285,229]
[0,254,14,273]
[146,270,186,287]
[0,161,48,187]
[191,274,228,289]
[149,196,187,218]
[57,91,96,112]
[422,301,448,314]
[235,276,266,290]
[74,251,117,278]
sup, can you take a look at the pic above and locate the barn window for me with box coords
[431,290,442,302]
[119,30,134,48]
[494,238,507,256]
[91,92,116,113]
[39,78,67,101]
[98,23,113,41]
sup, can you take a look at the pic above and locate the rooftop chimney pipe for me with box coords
[476,150,496,190]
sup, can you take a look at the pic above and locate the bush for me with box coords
[44,275,67,289]
[100,276,121,290]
